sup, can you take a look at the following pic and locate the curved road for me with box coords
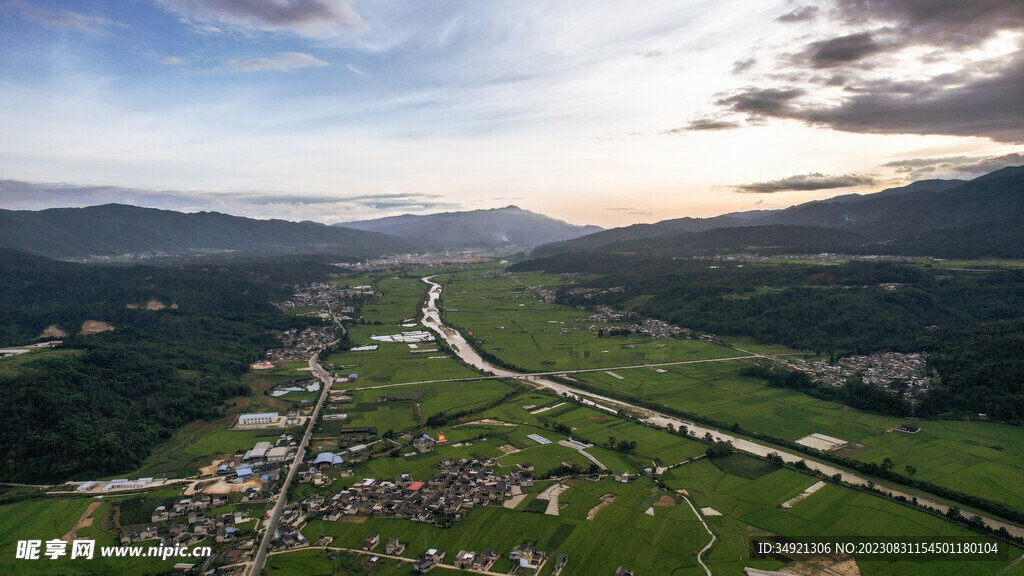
[420,276,1024,539]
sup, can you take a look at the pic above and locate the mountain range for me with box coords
[333,205,602,250]
[0,166,1020,261]
[0,204,412,260]
[532,166,1024,259]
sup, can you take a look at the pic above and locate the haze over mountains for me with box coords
[0,166,1020,261]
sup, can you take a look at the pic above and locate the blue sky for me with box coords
[1,0,1021,226]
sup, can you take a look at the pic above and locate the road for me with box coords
[419,276,1024,539]
[248,351,335,576]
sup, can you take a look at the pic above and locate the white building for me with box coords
[238,412,279,426]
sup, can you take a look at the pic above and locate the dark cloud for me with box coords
[835,0,1024,49]
[776,5,820,22]
[156,0,364,38]
[800,32,886,68]
[731,57,756,74]
[664,119,742,133]
[883,152,1024,178]
[715,53,1024,143]
[803,56,1024,142]
[715,88,805,117]
[735,173,876,193]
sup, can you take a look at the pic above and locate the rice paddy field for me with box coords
[664,456,1022,576]
[435,270,740,372]
[324,325,480,386]
[0,497,171,575]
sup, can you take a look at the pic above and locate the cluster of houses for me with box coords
[265,326,337,361]
[289,462,529,529]
[123,494,252,549]
[798,351,932,394]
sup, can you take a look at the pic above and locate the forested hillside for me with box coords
[0,249,334,482]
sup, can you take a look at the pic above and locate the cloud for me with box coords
[709,0,1024,142]
[799,32,887,68]
[635,50,664,59]
[664,119,741,133]
[883,152,1024,178]
[731,57,756,74]
[5,0,121,34]
[156,0,364,38]
[834,0,1024,50]
[735,173,875,193]
[227,52,329,72]
[162,56,186,65]
[716,53,1024,142]
[776,5,820,23]
[0,180,459,222]
[345,63,368,76]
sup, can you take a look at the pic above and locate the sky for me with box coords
[0,0,1022,227]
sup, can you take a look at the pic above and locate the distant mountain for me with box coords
[534,166,1024,258]
[0,204,412,260]
[334,205,602,249]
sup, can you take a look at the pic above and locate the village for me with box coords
[798,351,933,395]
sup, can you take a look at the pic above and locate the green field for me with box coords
[299,477,709,576]
[664,458,1020,576]
[325,325,480,386]
[0,497,169,575]
[436,270,740,372]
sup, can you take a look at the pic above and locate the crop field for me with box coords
[436,270,739,371]
[300,476,709,576]
[266,548,432,576]
[0,497,167,575]
[358,276,429,325]
[572,360,899,443]
[325,325,480,386]
[568,362,1024,512]
[848,420,1024,512]
[663,458,1021,576]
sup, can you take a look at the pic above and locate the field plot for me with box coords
[664,458,1020,576]
[325,325,479,386]
[848,420,1024,513]
[300,476,710,576]
[437,270,739,372]
[358,276,429,325]
[335,379,515,432]
[572,361,1024,512]
[0,497,167,575]
[573,360,898,443]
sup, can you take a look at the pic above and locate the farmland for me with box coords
[664,456,1020,576]
[436,270,739,372]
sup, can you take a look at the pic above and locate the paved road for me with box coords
[249,351,334,576]
[419,275,1024,539]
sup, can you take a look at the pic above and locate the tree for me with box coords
[904,465,917,477]
[881,457,894,471]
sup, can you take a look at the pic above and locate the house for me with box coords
[414,559,435,573]
[615,567,634,576]
[472,548,498,570]
[454,550,476,569]
[509,542,545,570]
[555,553,569,571]
[362,533,379,551]
[386,537,406,555]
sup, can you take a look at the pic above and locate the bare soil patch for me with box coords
[586,415,608,423]
[80,320,114,335]
[335,515,368,523]
[587,493,616,520]
[831,443,868,458]
[37,324,68,339]
[654,495,676,507]
[63,501,102,541]
[199,458,226,477]
[781,556,862,576]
